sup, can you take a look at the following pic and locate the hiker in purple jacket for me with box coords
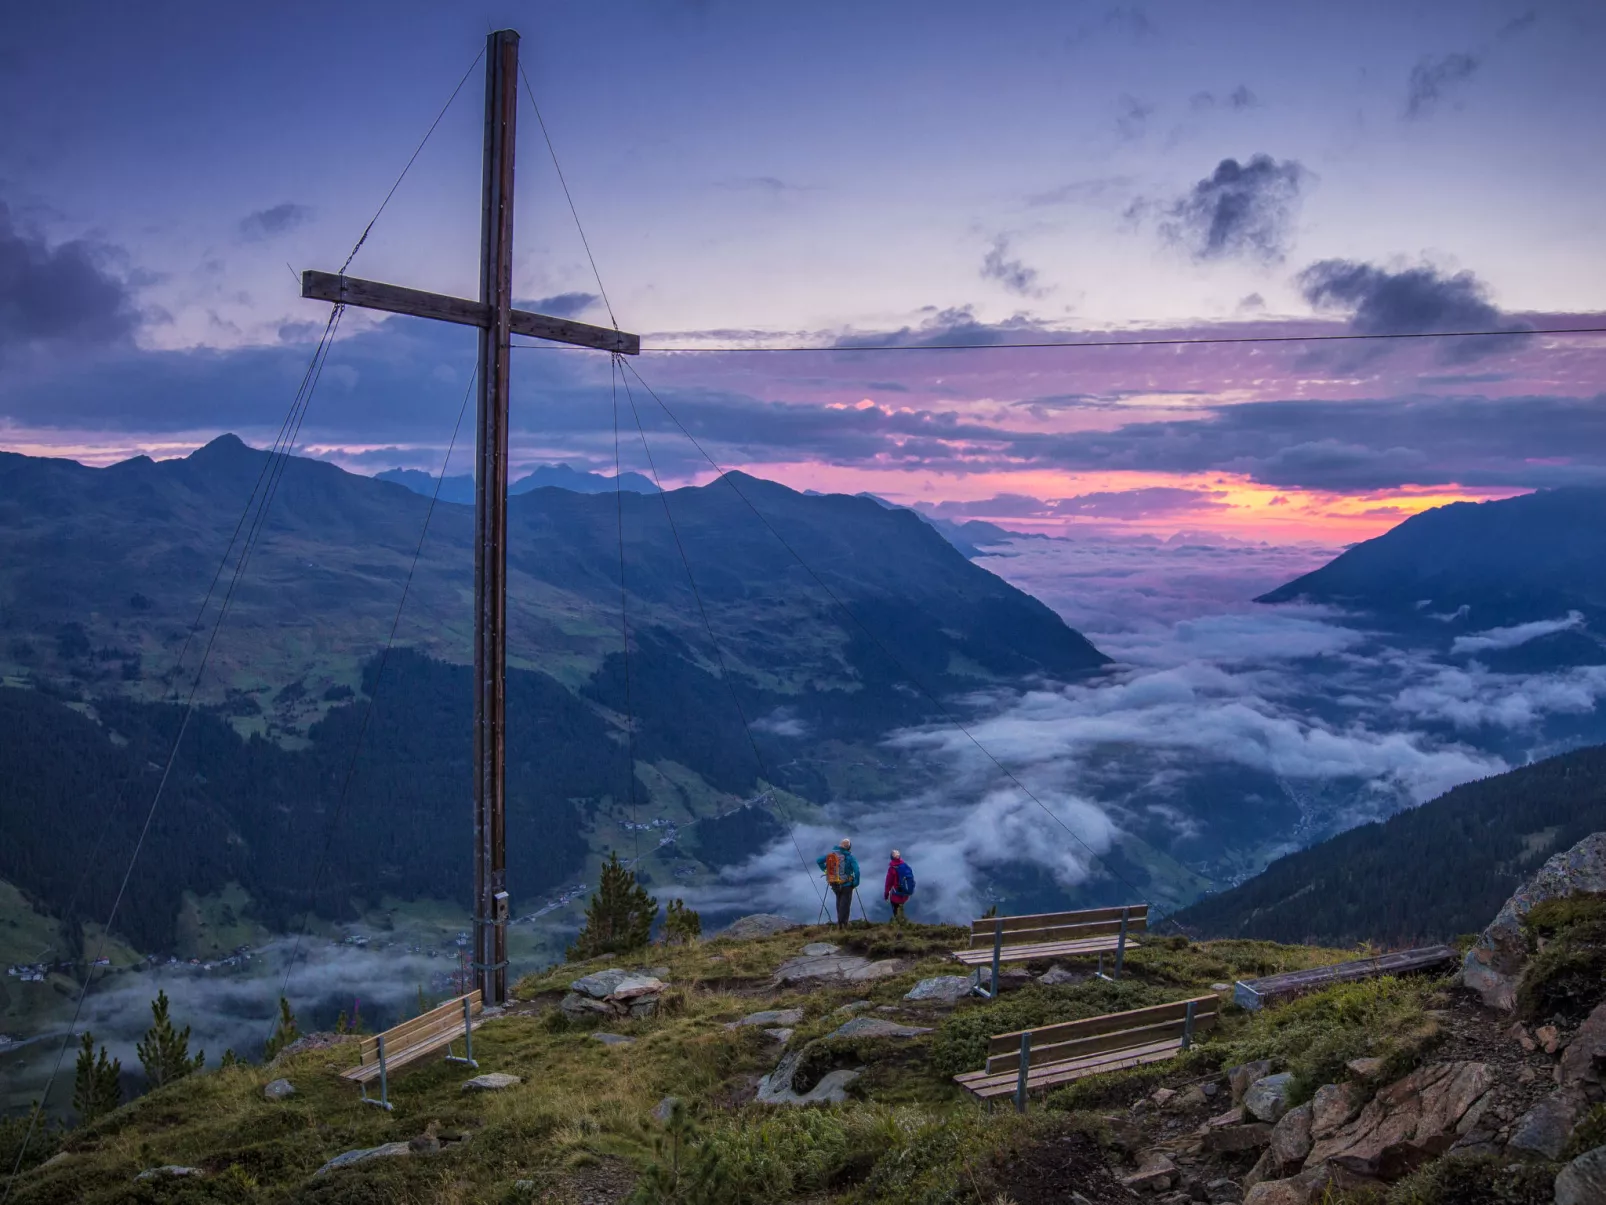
[884,849,914,921]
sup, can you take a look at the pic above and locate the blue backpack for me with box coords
[894,861,915,896]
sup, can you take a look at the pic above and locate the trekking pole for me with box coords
[855,888,871,924]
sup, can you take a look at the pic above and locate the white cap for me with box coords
[891,849,901,859]
[840,837,852,849]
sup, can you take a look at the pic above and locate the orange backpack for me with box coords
[824,851,846,885]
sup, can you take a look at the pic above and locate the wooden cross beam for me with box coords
[299,29,638,1007]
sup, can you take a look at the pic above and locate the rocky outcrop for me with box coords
[754,1050,860,1105]
[1462,831,1606,1010]
[562,969,668,1020]
[1309,1082,1367,1139]
[1555,1144,1606,1205]
[1561,997,1606,1089]
[1507,1087,1590,1160]
[1305,1061,1492,1181]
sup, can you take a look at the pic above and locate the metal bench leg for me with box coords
[1181,1000,1196,1051]
[362,1035,393,1110]
[989,918,1002,1000]
[1114,906,1130,980]
[446,995,479,1067]
[1014,1032,1031,1114]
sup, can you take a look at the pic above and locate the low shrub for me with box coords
[1365,1152,1559,1205]
[1517,891,1606,1022]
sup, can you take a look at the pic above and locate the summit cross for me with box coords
[300,28,639,1006]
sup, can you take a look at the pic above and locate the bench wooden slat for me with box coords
[341,1023,474,1083]
[354,991,481,1064]
[952,936,1143,966]
[967,916,1149,950]
[970,904,1148,937]
[985,994,1218,1055]
[956,1037,1187,1098]
[985,1009,1218,1074]
[1233,945,1457,1011]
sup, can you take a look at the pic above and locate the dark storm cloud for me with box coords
[520,291,600,319]
[237,203,313,242]
[832,305,1050,349]
[0,200,138,349]
[1404,52,1480,119]
[980,237,1046,298]
[1297,260,1528,360]
[1160,155,1306,262]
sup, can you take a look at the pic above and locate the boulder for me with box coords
[1101,1114,1146,1153]
[1243,1165,1332,1205]
[1310,1081,1368,1139]
[592,1033,635,1046]
[772,953,883,983]
[571,968,634,998]
[315,1143,412,1176]
[1205,1105,1246,1129]
[1039,965,1086,986]
[904,976,973,1003]
[1244,1073,1296,1123]
[1229,1060,1274,1104]
[1202,1122,1273,1154]
[560,991,613,1018]
[135,1166,202,1181]
[834,1000,873,1015]
[1176,1084,1211,1110]
[461,1072,522,1092]
[720,913,799,939]
[1561,997,1606,1088]
[1461,831,1606,1010]
[1269,1102,1314,1167]
[1151,1088,1178,1107]
[973,966,1033,993]
[801,942,839,956]
[1121,1150,1177,1192]
[1555,1143,1606,1205]
[754,1050,861,1105]
[1344,1057,1385,1082]
[607,976,666,1001]
[1507,1086,1591,1160]
[764,1028,794,1044]
[829,1016,933,1040]
[1306,1061,1493,1181]
[262,1078,295,1101]
[725,1008,805,1030]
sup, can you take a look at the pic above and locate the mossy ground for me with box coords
[4,924,1395,1204]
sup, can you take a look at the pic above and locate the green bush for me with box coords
[1566,1102,1606,1160]
[1213,976,1440,1102]
[1373,1153,1558,1204]
[1516,892,1606,1022]
[929,980,1176,1078]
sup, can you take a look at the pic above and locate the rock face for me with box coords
[1462,831,1606,1010]
[1310,1081,1368,1139]
[903,976,973,1002]
[1244,1073,1296,1123]
[1269,1102,1314,1167]
[828,1016,933,1041]
[754,1050,861,1105]
[720,914,799,939]
[315,1143,413,1176]
[1203,1123,1273,1154]
[1555,1144,1606,1205]
[262,1078,295,1101]
[1507,1087,1590,1160]
[1306,1061,1492,1181]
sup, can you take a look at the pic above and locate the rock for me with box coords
[592,1033,635,1046]
[608,976,666,1000]
[1205,1178,1242,1203]
[135,1166,202,1181]
[1243,1169,1325,1205]
[903,975,973,1002]
[726,1008,805,1030]
[315,1143,412,1175]
[719,913,800,939]
[1202,1082,1220,1098]
[1229,1060,1274,1104]
[627,998,660,1019]
[973,966,1034,993]
[1536,1023,1564,1055]
[1243,1149,1279,1192]
[764,1028,794,1044]
[1555,1143,1606,1205]
[1269,1102,1314,1166]
[461,1072,522,1092]
[1177,1084,1210,1110]
[1344,1057,1385,1081]
[408,1132,440,1155]
[1101,1114,1145,1153]
[1152,1087,1178,1107]
[1508,1021,1538,1053]
[1205,1105,1246,1128]
[1507,1086,1590,1160]
[571,967,634,998]
[1202,1122,1273,1154]
[1462,831,1606,1010]
[560,991,612,1018]
[1310,1081,1368,1139]
[262,1078,295,1100]
[1121,1150,1177,1192]
[755,1050,861,1105]
[1306,1061,1493,1181]
[772,953,900,984]
[801,942,839,955]
[1244,1073,1296,1123]
[652,1095,679,1123]
[829,1016,933,1040]
[1039,965,1086,986]
[1561,998,1606,1087]
[834,1000,873,1015]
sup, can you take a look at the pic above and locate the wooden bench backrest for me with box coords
[355,990,482,1066]
[983,995,1218,1074]
[968,904,1148,949]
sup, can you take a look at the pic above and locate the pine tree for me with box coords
[136,990,204,1088]
[71,1033,122,1122]
[629,1098,727,1204]
[568,852,659,960]
[263,996,299,1062]
[664,899,702,945]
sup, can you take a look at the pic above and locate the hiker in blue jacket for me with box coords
[817,837,860,930]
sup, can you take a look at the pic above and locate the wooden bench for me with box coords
[340,990,483,1110]
[954,994,1219,1112]
[953,904,1147,997]
[1233,944,1458,1011]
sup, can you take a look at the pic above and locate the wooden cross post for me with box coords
[300,28,639,1006]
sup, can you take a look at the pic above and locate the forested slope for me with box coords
[1172,743,1606,944]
